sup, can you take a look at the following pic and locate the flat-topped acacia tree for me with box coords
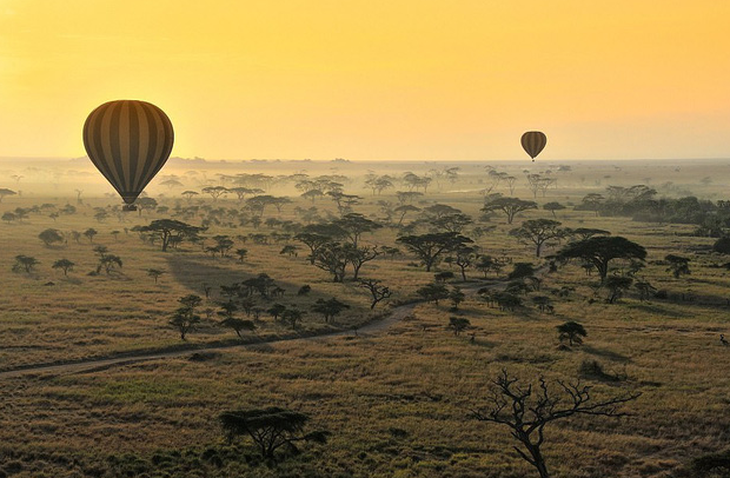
[481,196,538,225]
[557,236,647,283]
[397,232,473,272]
[0,188,17,203]
[219,407,328,462]
[140,219,205,252]
[510,219,570,258]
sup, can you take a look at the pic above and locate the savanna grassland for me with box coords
[0,157,729,478]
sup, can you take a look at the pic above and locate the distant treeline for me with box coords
[576,185,730,236]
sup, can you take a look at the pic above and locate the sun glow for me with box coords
[1,0,729,160]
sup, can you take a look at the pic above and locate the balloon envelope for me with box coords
[83,100,174,204]
[521,131,547,161]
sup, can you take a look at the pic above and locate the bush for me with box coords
[691,449,730,475]
[713,236,730,254]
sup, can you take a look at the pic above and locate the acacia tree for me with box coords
[169,294,202,340]
[543,202,566,218]
[313,242,349,282]
[52,259,75,276]
[344,244,380,280]
[333,213,382,247]
[448,317,471,336]
[510,219,569,257]
[146,268,165,283]
[202,185,229,201]
[135,197,158,216]
[39,228,65,247]
[471,370,640,478]
[140,219,205,252]
[557,321,587,346]
[394,204,420,226]
[235,248,249,263]
[0,188,17,202]
[83,228,98,243]
[267,303,287,320]
[449,286,465,310]
[219,407,329,462]
[220,317,256,339]
[482,196,538,225]
[282,308,305,329]
[417,283,450,305]
[571,228,611,241]
[294,223,346,264]
[604,275,633,303]
[444,244,479,281]
[312,297,350,323]
[476,255,503,278]
[557,236,647,283]
[397,232,473,272]
[665,254,691,279]
[13,255,38,273]
[580,193,604,217]
[181,190,199,202]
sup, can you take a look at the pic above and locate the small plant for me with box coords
[665,254,691,279]
[449,286,465,311]
[146,269,165,284]
[434,271,454,283]
[235,248,248,263]
[83,228,98,243]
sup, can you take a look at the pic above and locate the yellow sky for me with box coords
[1,0,729,161]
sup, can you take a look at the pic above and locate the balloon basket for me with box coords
[122,204,138,212]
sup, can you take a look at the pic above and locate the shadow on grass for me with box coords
[582,345,632,363]
[624,302,690,319]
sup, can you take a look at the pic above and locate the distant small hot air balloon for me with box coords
[521,131,547,162]
[83,100,174,210]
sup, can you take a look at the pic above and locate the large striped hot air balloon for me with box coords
[521,131,547,162]
[83,100,174,209]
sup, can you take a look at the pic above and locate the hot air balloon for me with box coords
[521,131,547,162]
[83,100,174,210]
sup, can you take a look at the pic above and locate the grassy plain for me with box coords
[0,158,729,477]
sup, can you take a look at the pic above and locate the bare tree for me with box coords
[358,278,392,309]
[471,370,640,478]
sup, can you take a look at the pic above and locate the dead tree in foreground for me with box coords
[471,369,640,478]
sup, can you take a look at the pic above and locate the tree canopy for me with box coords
[397,232,473,272]
[482,196,538,224]
[558,236,647,282]
[140,219,205,251]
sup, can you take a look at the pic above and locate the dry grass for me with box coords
[0,158,729,477]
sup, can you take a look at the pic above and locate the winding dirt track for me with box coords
[0,278,507,379]
[0,302,419,378]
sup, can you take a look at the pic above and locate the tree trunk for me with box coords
[522,442,550,478]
